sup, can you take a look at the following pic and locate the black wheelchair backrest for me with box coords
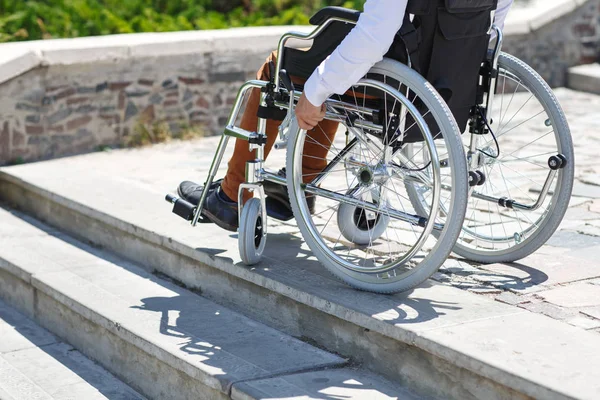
[309,6,360,25]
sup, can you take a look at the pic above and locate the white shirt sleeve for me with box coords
[493,0,514,31]
[303,0,409,106]
[303,0,514,106]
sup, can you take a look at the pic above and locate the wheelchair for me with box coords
[167,7,574,293]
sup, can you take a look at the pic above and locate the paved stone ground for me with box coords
[22,87,600,336]
[434,88,600,333]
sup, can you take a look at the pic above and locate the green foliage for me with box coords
[0,0,365,42]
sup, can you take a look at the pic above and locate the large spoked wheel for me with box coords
[407,53,574,263]
[239,198,266,265]
[286,58,468,293]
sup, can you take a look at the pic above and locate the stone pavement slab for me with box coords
[466,252,600,294]
[575,225,600,239]
[518,300,577,321]
[566,315,600,330]
[571,182,600,198]
[231,367,422,400]
[535,282,600,308]
[579,174,600,187]
[568,63,600,95]
[563,205,600,221]
[589,199,600,214]
[581,307,600,320]
[0,299,145,400]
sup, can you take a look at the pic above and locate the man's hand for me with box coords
[295,93,326,131]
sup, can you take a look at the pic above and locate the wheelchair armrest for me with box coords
[309,6,360,26]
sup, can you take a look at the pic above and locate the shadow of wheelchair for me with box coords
[256,231,462,325]
[445,257,550,292]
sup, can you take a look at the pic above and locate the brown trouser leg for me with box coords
[221,51,339,203]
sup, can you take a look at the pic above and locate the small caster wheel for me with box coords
[468,171,479,187]
[239,198,266,265]
[337,201,389,245]
[475,170,486,186]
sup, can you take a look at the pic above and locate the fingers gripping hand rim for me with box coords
[295,94,326,131]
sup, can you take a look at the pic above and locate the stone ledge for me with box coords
[231,367,422,400]
[568,63,600,94]
[0,26,311,85]
[502,0,591,35]
[0,49,43,86]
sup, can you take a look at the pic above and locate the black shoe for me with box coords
[263,168,315,220]
[177,180,238,232]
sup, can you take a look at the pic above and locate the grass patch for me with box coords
[5,157,25,166]
[123,120,205,148]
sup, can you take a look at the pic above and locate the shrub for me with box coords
[0,0,365,42]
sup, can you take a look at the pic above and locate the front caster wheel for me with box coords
[337,201,389,245]
[239,198,266,265]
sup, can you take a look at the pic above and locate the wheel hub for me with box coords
[480,146,498,166]
[356,163,393,187]
[358,167,373,186]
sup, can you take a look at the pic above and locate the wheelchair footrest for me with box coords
[165,194,196,221]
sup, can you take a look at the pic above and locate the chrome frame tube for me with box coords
[253,93,268,167]
[191,79,270,226]
[227,80,269,127]
[471,168,557,212]
[467,24,503,172]
[302,183,444,232]
[262,171,286,186]
[191,133,230,226]
[486,25,503,124]
[273,98,381,130]
[311,137,359,187]
[239,93,269,231]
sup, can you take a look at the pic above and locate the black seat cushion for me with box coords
[309,6,360,25]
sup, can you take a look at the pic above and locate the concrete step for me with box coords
[0,206,422,400]
[568,63,600,95]
[2,147,600,399]
[0,298,145,400]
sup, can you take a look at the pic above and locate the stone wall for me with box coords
[0,1,598,165]
[0,27,306,165]
[502,0,599,87]
[0,53,257,162]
